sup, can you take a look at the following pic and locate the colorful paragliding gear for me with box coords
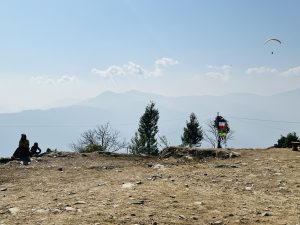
[218,122,226,136]
[218,122,226,130]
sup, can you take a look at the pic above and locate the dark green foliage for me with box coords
[129,132,143,154]
[84,144,104,153]
[274,132,300,148]
[129,102,159,155]
[181,113,203,147]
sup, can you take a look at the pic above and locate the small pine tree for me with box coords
[129,132,143,154]
[129,102,159,155]
[181,113,203,147]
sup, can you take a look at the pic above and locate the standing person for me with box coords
[12,134,31,165]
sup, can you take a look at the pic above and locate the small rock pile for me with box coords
[160,147,240,159]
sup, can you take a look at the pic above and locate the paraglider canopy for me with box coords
[264,38,282,54]
[264,38,282,45]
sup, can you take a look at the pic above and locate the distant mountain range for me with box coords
[1,89,300,157]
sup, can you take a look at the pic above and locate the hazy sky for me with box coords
[1,0,300,112]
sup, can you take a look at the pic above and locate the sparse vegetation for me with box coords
[158,135,170,149]
[71,122,127,153]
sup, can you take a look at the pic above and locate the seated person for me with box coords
[30,142,42,156]
[12,134,31,164]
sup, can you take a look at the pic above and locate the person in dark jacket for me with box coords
[12,134,31,164]
[30,142,42,156]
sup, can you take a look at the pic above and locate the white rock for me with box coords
[245,186,253,191]
[36,209,49,214]
[65,207,76,211]
[194,201,203,205]
[122,183,135,189]
[8,207,20,214]
[212,221,223,225]
[153,164,165,169]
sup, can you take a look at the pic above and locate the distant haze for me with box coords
[1,89,299,157]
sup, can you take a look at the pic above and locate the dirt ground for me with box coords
[0,148,299,225]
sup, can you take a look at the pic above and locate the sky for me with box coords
[1,0,300,112]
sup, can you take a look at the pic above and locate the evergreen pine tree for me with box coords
[181,113,203,147]
[129,132,143,154]
[129,102,159,155]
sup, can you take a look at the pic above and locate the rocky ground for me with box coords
[0,148,299,225]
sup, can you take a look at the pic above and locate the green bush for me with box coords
[81,144,103,153]
[274,132,299,148]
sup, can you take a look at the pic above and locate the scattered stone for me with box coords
[122,183,135,189]
[52,209,62,214]
[215,164,239,168]
[178,215,186,219]
[74,201,86,205]
[136,181,142,185]
[8,207,20,214]
[147,175,162,181]
[239,217,249,224]
[36,209,49,214]
[262,211,272,216]
[194,201,203,205]
[160,147,240,159]
[130,200,144,205]
[211,220,223,225]
[153,164,165,169]
[58,168,63,172]
[0,188,7,192]
[65,207,76,212]
[245,186,253,191]
[185,155,194,160]
[229,152,241,158]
